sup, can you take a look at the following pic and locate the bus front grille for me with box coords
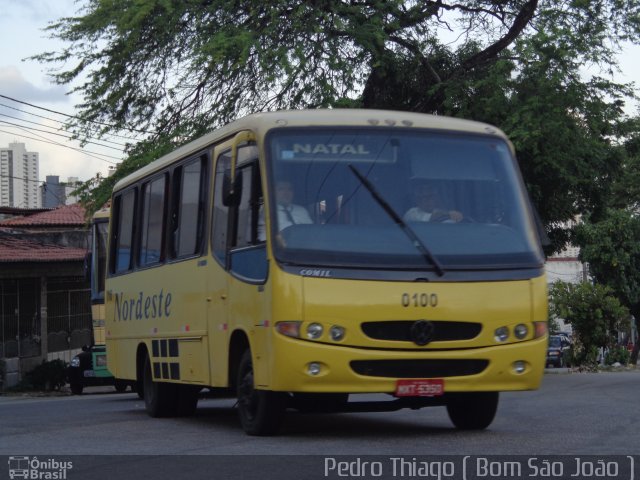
[361,321,482,342]
[350,359,489,378]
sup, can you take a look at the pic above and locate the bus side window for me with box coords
[111,188,137,274]
[228,160,267,282]
[170,155,207,259]
[233,162,263,249]
[212,151,231,266]
[139,174,167,266]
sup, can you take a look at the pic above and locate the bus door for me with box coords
[209,134,268,387]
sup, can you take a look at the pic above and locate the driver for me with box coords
[403,182,463,223]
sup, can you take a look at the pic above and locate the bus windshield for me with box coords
[91,219,109,302]
[267,127,543,270]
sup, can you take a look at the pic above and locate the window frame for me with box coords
[137,172,169,269]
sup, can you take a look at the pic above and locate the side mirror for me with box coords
[81,345,90,352]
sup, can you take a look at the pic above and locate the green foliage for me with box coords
[33,0,640,230]
[549,281,630,366]
[19,360,67,391]
[605,346,631,366]
[574,210,640,310]
[573,209,640,365]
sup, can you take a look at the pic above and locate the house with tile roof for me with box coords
[0,204,93,389]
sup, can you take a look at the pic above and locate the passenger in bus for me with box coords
[258,179,312,240]
[403,182,463,223]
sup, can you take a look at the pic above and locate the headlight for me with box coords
[306,323,324,340]
[514,324,528,340]
[494,327,509,342]
[329,325,345,342]
[70,356,80,367]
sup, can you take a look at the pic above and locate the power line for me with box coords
[0,119,124,151]
[0,101,139,143]
[0,127,120,164]
[0,93,156,135]
[0,111,128,148]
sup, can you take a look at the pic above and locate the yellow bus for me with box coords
[105,109,548,435]
[68,207,136,394]
[90,207,110,346]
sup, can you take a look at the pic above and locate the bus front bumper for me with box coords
[265,335,547,394]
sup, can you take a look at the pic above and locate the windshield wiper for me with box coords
[348,164,445,277]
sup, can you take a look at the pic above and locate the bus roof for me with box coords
[92,206,110,221]
[113,109,508,192]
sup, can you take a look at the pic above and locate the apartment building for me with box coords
[0,142,40,208]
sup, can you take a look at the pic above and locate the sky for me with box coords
[1,0,639,186]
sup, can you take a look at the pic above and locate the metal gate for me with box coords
[47,277,92,353]
[1,277,92,359]
[0,278,41,358]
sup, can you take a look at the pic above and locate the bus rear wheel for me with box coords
[446,392,499,430]
[236,350,286,436]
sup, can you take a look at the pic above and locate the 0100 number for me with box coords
[401,293,438,308]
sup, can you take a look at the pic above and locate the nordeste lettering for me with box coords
[114,290,172,321]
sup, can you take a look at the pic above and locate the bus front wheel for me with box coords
[446,392,499,430]
[236,350,286,436]
[143,355,176,417]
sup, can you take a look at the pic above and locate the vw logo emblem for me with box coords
[410,320,434,346]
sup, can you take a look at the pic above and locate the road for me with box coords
[1,371,639,456]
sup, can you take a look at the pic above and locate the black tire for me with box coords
[446,392,499,430]
[114,379,128,393]
[143,355,177,417]
[236,350,286,436]
[70,383,83,395]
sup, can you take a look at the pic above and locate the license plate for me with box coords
[83,370,95,377]
[395,379,444,397]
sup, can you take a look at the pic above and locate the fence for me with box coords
[0,277,91,360]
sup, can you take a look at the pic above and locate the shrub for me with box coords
[605,346,631,366]
[21,359,67,391]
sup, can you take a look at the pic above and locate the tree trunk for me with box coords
[630,311,640,366]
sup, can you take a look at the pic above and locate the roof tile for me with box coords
[0,204,86,227]
[0,234,87,262]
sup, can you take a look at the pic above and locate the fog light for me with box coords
[330,325,345,341]
[494,326,509,342]
[307,323,324,340]
[513,361,527,374]
[514,323,528,340]
[307,362,322,376]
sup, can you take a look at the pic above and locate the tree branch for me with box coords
[457,0,538,73]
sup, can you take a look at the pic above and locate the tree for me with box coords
[574,209,640,364]
[549,281,630,366]
[34,0,640,235]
